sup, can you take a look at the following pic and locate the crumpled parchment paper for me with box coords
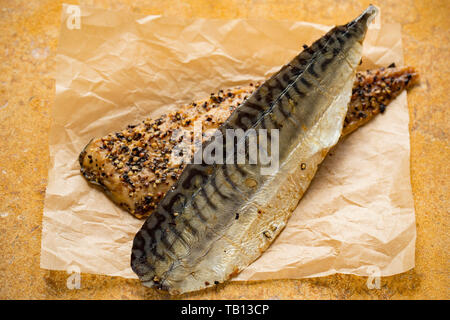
[40,4,416,280]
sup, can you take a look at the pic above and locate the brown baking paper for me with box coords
[41,4,416,281]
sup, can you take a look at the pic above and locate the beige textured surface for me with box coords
[0,0,448,299]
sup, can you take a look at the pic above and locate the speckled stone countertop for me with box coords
[0,0,448,300]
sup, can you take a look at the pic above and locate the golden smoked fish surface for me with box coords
[130,6,379,294]
[79,65,417,219]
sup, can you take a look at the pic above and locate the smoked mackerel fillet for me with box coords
[79,65,417,219]
[79,64,418,219]
[131,6,379,294]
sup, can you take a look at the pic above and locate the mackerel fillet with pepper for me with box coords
[129,6,379,294]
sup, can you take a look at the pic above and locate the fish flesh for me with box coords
[79,64,417,219]
[342,64,417,136]
[130,6,379,294]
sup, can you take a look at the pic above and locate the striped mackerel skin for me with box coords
[131,6,378,294]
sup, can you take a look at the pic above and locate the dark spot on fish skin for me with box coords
[265,77,285,94]
[336,25,347,33]
[289,65,302,76]
[159,231,174,253]
[305,47,315,54]
[205,281,210,286]
[296,57,308,66]
[267,114,283,129]
[151,246,166,262]
[320,58,334,71]
[300,78,312,88]
[346,20,356,28]
[259,117,267,129]
[379,104,386,113]
[293,82,305,97]
[192,200,208,222]
[302,44,308,49]
[388,62,396,68]
[284,90,292,102]
[163,192,187,215]
[133,231,145,249]
[200,186,217,209]
[245,101,265,113]
[332,47,340,57]
[181,217,198,236]
[211,175,229,199]
[279,97,294,119]
[326,34,335,45]
[235,213,239,220]
[343,31,353,38]
[214,281,219,285]
[307,63,319,77]
[182,168,206,189]
[235,110,258,130]
[317,41,324,52]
